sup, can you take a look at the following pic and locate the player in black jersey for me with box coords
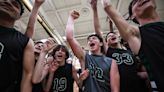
[106,32,151,92]
[66,10,120,92]
[0,0,35,92]
[31,40,45,92]
[32,39,81,92]
[101,0,164,91]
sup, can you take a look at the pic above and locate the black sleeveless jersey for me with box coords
[0,26,29,92]
[138,22,164,92]
[83,53,112,92]
[50,63,74,92]
[106,47,149,92]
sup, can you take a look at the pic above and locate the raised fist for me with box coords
[90,0,98,9]
[70,10,80,20]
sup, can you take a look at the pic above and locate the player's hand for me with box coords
[48,58,59,73]
[79,69,89,81]
[70,10,80,20]
[90,0,98,10]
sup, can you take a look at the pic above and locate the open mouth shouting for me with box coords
[90,43,95,47]
[56,54,63,59]
[111,37,116,41]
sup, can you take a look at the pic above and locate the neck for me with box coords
[138,10,160,25]
[35,53,40,60]
[91,50,103,56]
[58,60,65,66]
[0,18,15,28]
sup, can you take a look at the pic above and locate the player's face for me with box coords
[87,36,102,53]
[54,48,67,63]
[106,32,120,46]
[34,42,44,54]
[0,0,21,20]
[131,0,156,19]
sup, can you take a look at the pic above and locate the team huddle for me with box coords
[0,0,164,92]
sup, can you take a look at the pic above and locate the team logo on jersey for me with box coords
[112,53,134,65]
[0,42,4,60]
[89,64,105,82]
[53,77,67,92]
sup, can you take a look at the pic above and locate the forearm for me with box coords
[21,70,33,92]
[66,16,75,40]
[32,51,47,83]
[92,7,107,53]
[25,5,40,38]
[110,60,120,92]
[76,78,84,89]
[111,73,120,92]
[93,7,102,37]
[72,67,82,88]
[104,5,131,40]
[43,72,54,92]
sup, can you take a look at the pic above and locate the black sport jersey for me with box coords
[138,22,164,92]
[106,47,149,92]
[0,26,29,92]
[50,63,74,92]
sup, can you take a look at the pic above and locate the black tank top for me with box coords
[50,63,74,92]
[0,26,29,91]
[106,47,149,92]
[138,22,164,92]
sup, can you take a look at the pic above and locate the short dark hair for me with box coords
[34,40,43,45]
[87,34,104,53]
[16,0,24,16]
[128,0,139,24]
[52,45,69,60]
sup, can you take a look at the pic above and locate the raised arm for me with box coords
[90,0,107,53]
[25,0,45,38]
[108,18,113,32]
[32,38,55,84]
[21,39,35,92]
[110,59,120,92]
[91,0,102,37]
[101,0,141,54]
[66,10,85,64]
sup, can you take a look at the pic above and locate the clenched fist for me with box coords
[70,10,80,20]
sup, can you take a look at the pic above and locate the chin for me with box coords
[90,49,94,53]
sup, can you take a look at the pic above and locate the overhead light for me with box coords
[80,7,90,17]
[23,0,33,10]
[62,36,66,41]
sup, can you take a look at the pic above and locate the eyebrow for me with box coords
[132,0,138,6]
